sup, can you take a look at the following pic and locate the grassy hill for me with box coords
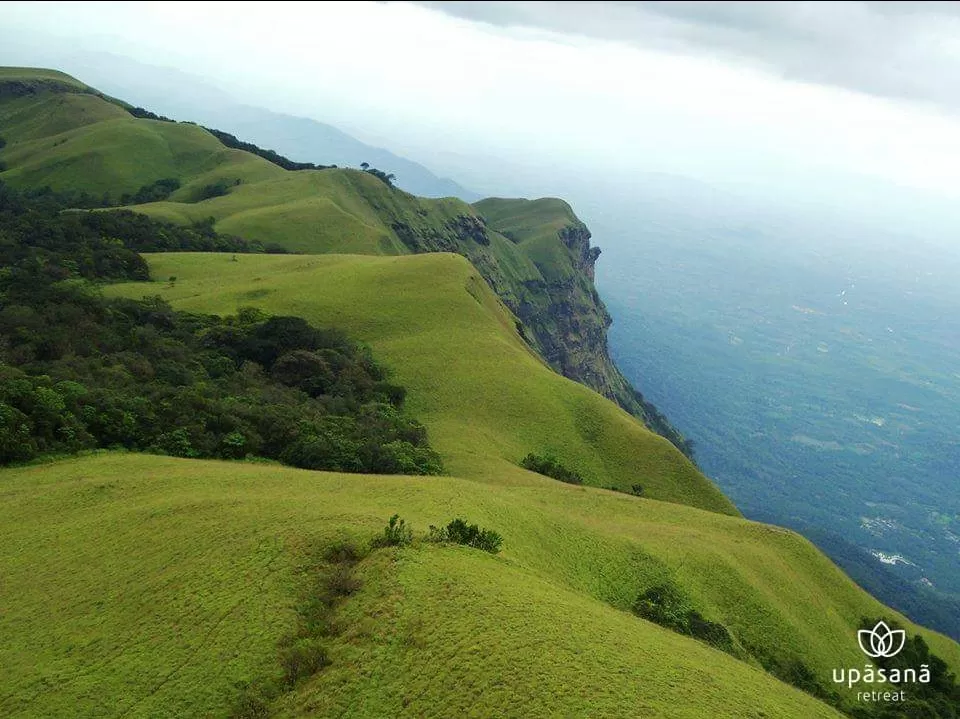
[106,252,726,512]
[4,451,958,718]
[0,67,695,454]
[100,251,960,710]
[3,67,960,718]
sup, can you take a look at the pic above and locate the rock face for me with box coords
[512,225,694,459]
[559,225,602,281]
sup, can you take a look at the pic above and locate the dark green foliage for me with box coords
[0,182,442,475]
[747,648,836,704]
[633,579,850,707]
[0,182,266,255]
[119,177,180,205]
[429,518,503,554]
[374,514,413,548]
[520,452,584,485]
[0,135,7,150]
[514,320,528,342]
[322,540,363,566]
[195,180,231,201]
[632,583,733,653]
[205,127,333,171]
[607,484,646,497]
[0,189,151,285]
[127,106,174,122]
[363,166,396,188]
[229,680,274,719]
[279,638,328,687]
[232,537,366,716]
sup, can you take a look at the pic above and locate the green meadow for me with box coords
[4,448,958,717]
[2,68,959,718]
[107,252,729,512]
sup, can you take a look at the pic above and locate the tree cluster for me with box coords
[360,162,396,188]
[520,452,584,485]
[119,177,181,205]
[0,182,441,475]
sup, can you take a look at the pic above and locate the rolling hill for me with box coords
[1,67,959,718]
[0,66,693,451]
[0,44,479,199]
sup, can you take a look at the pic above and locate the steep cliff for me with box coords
[472,198,694,457]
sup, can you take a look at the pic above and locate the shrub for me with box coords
[363,167,396,187]
[323,540,362,565]
[324,564,362,598]
[279,637,328,687]
[520,452,584,485]
[128,106,173,122]
[633,582,734,653]
[514,320,528,341]
[195,180,231,201]
[374,514,412,547]
[204,127,332,171]
[429,518,502,554]
[0,182,442,476]
[119,177,180,205]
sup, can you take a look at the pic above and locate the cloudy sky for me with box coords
[4,1,960,206]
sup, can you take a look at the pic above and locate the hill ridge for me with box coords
[0,66,696,459]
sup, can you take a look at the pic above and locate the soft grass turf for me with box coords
[3,453,958,717]
[4,70,960,716]
[474,196,587,281]
[0,67,90,90]
[107,251,735,515]
[0,75,572,273]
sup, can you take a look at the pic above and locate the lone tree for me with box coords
[360,161,369,170]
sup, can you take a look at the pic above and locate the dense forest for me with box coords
[0,181,442,474]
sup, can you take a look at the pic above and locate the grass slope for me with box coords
[4,453,959,717]
[107,252,731,514]
[0,454,839,718]
[0,69,691,443]
[2,68,960,719]
[0,66,90,92]
[475,196,585,281]
[0,74,475,255]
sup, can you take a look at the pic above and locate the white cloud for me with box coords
[4,0,960,203]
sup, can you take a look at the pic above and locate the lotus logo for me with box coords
[858,621,906,658]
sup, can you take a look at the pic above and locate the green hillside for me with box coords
[474,196,586,281]
[102,252,960,710]
[0,67,694,454]
[3,67,960,719]
[107,252,727,512]
[3,452,958,718]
